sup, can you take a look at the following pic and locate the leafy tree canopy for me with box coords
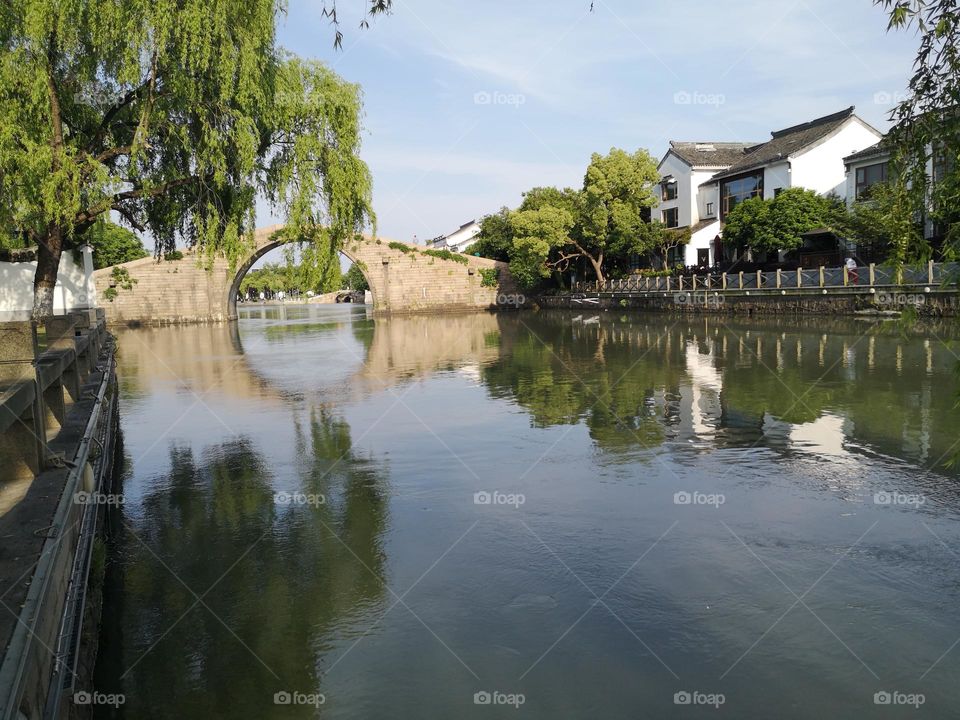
[471,208,513,262]
[508,205,575,289]
[343,262,369,291]
[722,188,841,254]
[84,220,148,269]
[473,148,660,287]
[1,0,374,317]
[877,0,960,257]
[579,148,661,281]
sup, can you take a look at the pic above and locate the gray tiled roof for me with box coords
[843,140,890,164]
[667,141,759,168]
[705,107,863,184]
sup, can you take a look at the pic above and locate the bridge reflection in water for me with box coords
[94,306,960,719]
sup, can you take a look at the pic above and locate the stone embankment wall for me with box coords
[538,289,960,317]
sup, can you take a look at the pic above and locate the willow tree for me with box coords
[0,1,374,318]
[877,0,960,257]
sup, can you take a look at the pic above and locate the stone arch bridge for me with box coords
[94,224,516,325]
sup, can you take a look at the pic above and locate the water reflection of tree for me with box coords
[102,410,389,719]
[483,316,683,450]
[484,314,960,468]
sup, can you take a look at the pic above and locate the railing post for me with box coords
[843,266,849,286]
[756,270,762,288]
[819,266,825,287]
[796,268,802,288]
[722,273,727,290]
[693,275,698,291]
[706,274,711,290]
[666,277,671,292]
[776,269,782,288]
[679,276,684,291]
[869,263,875,286]
[738,271,744,289]
[928,259,935,284]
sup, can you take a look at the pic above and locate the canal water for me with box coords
[94,305,960,718]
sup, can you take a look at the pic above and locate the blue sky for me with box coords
[265,0,919,244]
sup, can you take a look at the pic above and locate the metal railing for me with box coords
[574,261,958,294]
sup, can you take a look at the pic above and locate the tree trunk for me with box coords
[587,254,604,285]
[32,226,63,320]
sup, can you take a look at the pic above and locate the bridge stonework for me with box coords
[93,224,517,325]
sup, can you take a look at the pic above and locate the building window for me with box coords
[705,202,714,217]
[662,208,679,228]
[933,145,954,184]
[661,180,678,201]
[774,187,784,197]
[720,172,764,218]
[855,162,887,199]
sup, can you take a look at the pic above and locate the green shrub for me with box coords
[163,250,184,261]
[388,241,414,253]
[422,248,469,264]
[479,267,499,287]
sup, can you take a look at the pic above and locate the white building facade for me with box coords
[698,107,883,265]
[654,142,758,268]
[427,220,482,254]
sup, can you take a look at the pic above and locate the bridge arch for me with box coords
[226,230,371,319]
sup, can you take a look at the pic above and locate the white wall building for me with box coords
[698,107,882,264]
[655,141,758,268]
[427,220,482,254]
[0,245,96,321]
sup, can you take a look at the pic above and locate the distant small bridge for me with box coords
[93,225,516,325]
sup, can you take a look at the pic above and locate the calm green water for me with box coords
[93,305,960,718]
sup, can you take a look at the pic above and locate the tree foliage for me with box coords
[839,181,925,262]
[84,220,148,269]
[640,221,692,270]
[722,188,841,254]
[877,0,960,257]
[470,208,513,261]
[580,148,661,273]
[472,148,661,287]
[508,205,575,289]
[343,262,369,291]
[0,0,374,317]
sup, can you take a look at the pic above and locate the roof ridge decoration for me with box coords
[770,106,855,139]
